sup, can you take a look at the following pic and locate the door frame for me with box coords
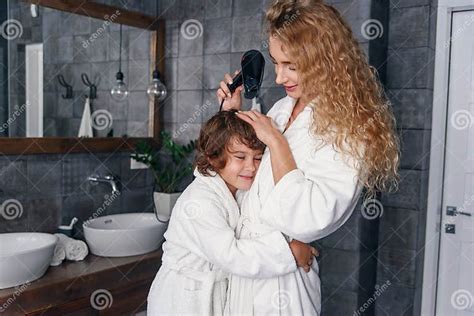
[422,0,474,314]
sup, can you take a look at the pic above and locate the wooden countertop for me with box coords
[0,249,163,315]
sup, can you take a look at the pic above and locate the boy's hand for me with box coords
[289,240,319,273]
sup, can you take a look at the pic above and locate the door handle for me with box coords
[447,206,472,217]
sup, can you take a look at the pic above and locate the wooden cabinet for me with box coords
[0,250,162,315]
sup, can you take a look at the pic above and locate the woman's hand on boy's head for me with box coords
[289,239,318,273]
[217,70,243,111]
[235,110,282,147]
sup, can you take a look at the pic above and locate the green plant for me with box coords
[131,131,196,193]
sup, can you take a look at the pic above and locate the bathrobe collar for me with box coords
[193,168,238,211]
[270,95,314,134]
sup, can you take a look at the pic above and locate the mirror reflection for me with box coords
[1,1,165,138]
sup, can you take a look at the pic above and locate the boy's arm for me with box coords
[176,198,302,279]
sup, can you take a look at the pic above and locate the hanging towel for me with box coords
[78,97,93,137]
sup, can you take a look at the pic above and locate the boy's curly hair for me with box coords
[194,110,265,176]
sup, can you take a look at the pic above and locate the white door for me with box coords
[25,43,43,137]
[437,10,474,315]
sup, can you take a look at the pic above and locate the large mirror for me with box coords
[0,0,164,152]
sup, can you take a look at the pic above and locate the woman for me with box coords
[216,0,400,314]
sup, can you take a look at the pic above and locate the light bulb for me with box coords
[147,70,167,102]
[110,71,129,102]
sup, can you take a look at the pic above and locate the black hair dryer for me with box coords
[220,49,265,111]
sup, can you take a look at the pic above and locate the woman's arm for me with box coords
[173,197,315,278]
[236,110,362,243]
[235,110,298,184]
[259,145,362,243]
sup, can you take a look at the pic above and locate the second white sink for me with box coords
[0,233,58,289]
[83,213,167,257]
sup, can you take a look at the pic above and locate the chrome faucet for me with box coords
[87,175,120,194]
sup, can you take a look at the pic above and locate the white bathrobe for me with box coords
[147,168,298,315]
[225,96,363,315]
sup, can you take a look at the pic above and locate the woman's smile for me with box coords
[284,84,298,92]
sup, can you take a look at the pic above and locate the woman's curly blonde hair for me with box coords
[266,0,400,198]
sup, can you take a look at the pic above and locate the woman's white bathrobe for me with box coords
[225,96,363,315]
[147,168,298,315]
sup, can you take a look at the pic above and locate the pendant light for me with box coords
[110,24,129,101]
[147,68,167,102]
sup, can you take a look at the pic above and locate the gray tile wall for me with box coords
[0,0,159,236]
[0,151,155,239]
[7,0,156,137]
[376,0,436,315]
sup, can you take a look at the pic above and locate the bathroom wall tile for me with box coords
[179,22,204,57]
[107,30,130,62]
[0,158,28,196]
[128,59,150,91]
[0,194,29,233]
[176,90,204,124]
[129,30,151,61]
[233,0,265,17]
[127,121,148,137]
[25,196,61,233]
[177,56,204,90]
[128,91,150,122]
[203,18,232,55]
[203,53,230,90]
[205,0,232,19]
[121,187,154,213]
[26,154,62,198]
[231,15,264,53]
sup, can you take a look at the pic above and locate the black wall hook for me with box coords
[57,75,73,99]
[81,73,98,100]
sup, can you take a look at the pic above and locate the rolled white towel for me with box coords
[54,233,89,261]
[50,243,66,266]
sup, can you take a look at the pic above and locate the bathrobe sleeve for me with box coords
[175,198,297,279]
[258,144,362,243]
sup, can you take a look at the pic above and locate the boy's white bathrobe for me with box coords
[225,96,363,315]
[147,168,298,315]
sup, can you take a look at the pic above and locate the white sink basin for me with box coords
[83,213,167,257]
[0,233,58,289]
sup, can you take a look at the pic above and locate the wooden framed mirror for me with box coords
[0,0,165,154]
